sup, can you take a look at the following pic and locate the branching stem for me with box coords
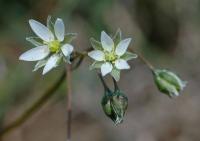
[129,48,155,71]
[0,47,155,138]
[0,53,83,138]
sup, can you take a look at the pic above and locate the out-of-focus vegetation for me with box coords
[0,0,199,141]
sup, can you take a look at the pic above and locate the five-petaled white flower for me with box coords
[88,29,137,81]
[19,16,77,75]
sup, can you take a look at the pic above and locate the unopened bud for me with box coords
[101,90,128,124]
[153,69,187,98]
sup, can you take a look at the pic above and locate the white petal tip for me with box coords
[61,44,74,57]
[115,59,130,70]
[101,62,113,76]
[42,71,47,75]
[54,18,65,41]
[28,19,33,24]
[19,55,31,61]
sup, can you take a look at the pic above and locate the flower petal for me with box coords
[42,54,60,75]
[29,19,54,42]
[61,44,74,57]
[101,31,114,52]
[101,62,113,76]
[54,18,65,41]
[115,59,130,70]
[88,50,105,61]
[115,38,132,56]
[19,45,50,61]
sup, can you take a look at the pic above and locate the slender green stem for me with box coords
[112,77,119,91]
[137,53,155,71]
[97,73,110,92]
[129,48,155,71]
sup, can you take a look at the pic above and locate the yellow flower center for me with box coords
[48,40,60,53]
[105,52,117,63]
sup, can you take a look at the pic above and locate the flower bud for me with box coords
[153,69,187,98]
[101,90,128,124]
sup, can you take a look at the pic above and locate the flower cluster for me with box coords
[88,29,137,81]
[19,16,187,125]
[19,16,77,74]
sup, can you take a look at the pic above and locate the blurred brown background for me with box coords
[0,0,199,141]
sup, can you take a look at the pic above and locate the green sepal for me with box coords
[63,33,77,44]
[33,59,47,72]
[26,37,43,46]
[111,68,120,81]
[111,90,128,124]
[56,53,63,65]
[89,61,104,70]
[121,51,138,61]
[47,15,56,33]
[90,38,102,50]
[113,28,122,46]
[101,90,113,116]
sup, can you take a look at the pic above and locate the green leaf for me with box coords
[111,68,120,81]
[33,59,47,72]
[113,28,122,45]
[63,33,77,43]
[89,61,104,70]
[121,52,137,61]
[26,37,43,46]
[90,38,102,50]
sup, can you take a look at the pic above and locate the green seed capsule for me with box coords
[153,69,187,98]
[101,90,128,125]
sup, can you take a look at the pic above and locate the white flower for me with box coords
[19,16,77,75]
[88,29,137,81]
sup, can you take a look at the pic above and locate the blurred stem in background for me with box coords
[0,48,155,137]
[0,71,66,137]
[0,52,83,137]
[66,64,72,141]
[0,48,154,138]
